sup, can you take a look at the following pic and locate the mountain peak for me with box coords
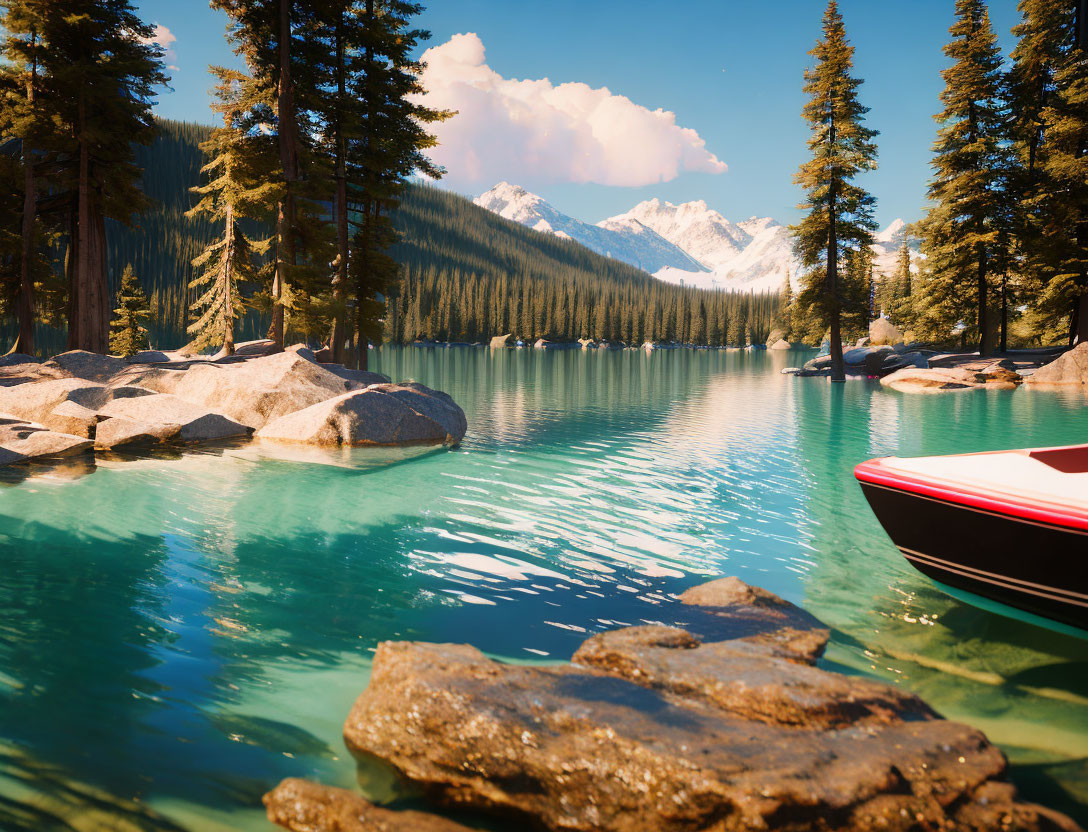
[474,183,707,274]
[875,218,907,244]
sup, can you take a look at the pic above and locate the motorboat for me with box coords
[855,444,1088,631]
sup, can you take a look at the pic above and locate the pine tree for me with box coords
[42,0,166,353]
[345,0,450,369]
[110,264,152,357]
[791,0,878,381]
[773,277,795,341]
[186,67,275,355]
[890,242,914,326]
[1010,2,1088,343]
[211,0,324,351]
[919,0,1008,353]
[0,0,56,355]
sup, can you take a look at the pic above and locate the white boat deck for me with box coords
[882,446,1088,510]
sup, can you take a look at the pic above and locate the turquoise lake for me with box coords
[0,346,1085,830]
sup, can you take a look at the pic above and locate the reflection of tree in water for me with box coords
[788,379,1088,822]
[0,524,185,828]
[373,346,756,448]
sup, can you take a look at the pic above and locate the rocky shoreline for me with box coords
[0,340,467,470]
[263,577,1082,832]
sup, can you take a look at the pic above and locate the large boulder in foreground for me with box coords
[336,577,1079,832]
[265,779,474,832]
[256,382,467,446]
[1026,343,1088,385]
[124,348,356,430]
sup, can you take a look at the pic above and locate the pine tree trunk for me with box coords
[1000,271,1008,354]
[14,44,38,357]
[223,205,236,356]
[90,208,108,353]
[75,114,92,350]
[270,0,298,352]
[15,141,36,356]
[66,208,78,349]
[976,242,991,355]
[827,120,844,383]
[1075,292,1088,346]
[330,11,348,364]
[75,118,109,351]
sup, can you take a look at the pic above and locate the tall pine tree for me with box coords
[186,67,276,355]
[1010,0,1088,344]
[50,1,165,353]
[792,0,878,381]
[919,0,1007,354]
[343,0,448,369]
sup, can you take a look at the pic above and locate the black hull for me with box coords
[859,482,1088,630]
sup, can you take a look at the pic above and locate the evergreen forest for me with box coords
[5,118,780,353]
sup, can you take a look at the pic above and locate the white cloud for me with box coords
[140,24,178,69]
[414,33,727,188]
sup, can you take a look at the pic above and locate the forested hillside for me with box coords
[37,119,777,351]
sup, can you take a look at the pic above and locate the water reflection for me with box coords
[0,346,1083,830]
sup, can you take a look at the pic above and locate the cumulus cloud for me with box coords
[141,24,179,71]
[414,33,726,187]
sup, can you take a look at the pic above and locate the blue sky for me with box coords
[134,0,1021,230]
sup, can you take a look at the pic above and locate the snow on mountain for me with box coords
[475,182,917,295]
[874,218,906,245]
[474,183,707,274]
[614,199,799,292]
[871,219,923,279]
[610,199,750,271]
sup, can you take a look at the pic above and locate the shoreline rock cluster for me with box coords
[0,341,467,468]
[263,577,1081,832]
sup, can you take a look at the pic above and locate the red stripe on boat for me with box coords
[854,458,1088,534]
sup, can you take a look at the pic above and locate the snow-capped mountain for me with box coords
[475,183,707,274]
[475,182,916,294]
[609,199,750,271]
[614,199,799,293]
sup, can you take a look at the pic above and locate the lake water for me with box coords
[0,347,1085,831]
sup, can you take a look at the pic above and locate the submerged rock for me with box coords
[332,576,1080,832]
[1026,343,1088,385]
[257,382,467,446]
[265,779,475,832]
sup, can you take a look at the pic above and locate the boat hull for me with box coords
[858,481,1088,630]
